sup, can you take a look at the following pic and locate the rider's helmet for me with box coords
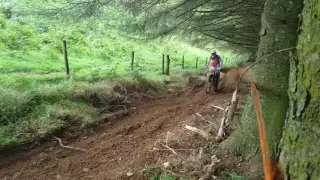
[212,50,217,56]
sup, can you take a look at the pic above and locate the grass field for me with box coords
[0,5,248,148]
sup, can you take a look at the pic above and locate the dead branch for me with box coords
[210,105,225,111]
[216,107,230,141]
[157,132,178,154]
[53,136,87,152]
[195,113,215,125]
[216,89,240,140]
[151,147,194,152]
[199,155,221,180]
[185,125,214,140]
[160,143,178,154]
[226,90,239,125]
[195,113,206,120]
[198,148,204,161]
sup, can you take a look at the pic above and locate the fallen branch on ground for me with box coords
[226,90,239,125]
[53,136,87,152]
[195,113,215,125]
[151,147,194,152]
[216,107,230,141]
[160,143,178,154]
[158,132,178,154]
[196,113,206,120]
[198,148,204,161]
[199,155,221,180]
[210,105,225,111]
[216,89,240,140]
[185,125,214,141]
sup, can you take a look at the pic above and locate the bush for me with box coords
[0,16,6,28]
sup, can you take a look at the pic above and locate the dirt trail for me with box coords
[0,87,234,180]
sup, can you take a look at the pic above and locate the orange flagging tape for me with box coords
[251,82,273,180]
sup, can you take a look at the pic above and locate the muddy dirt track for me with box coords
[0,87,236,180]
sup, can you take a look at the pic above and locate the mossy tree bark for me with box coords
[280,0,320,178]
[222,0,303,161]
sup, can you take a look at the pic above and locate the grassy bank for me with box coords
[0,69,201,148]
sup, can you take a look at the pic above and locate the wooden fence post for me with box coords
[63,40,70,79]
[162,54,165,74]
[196,57,198,69]
[182,55,185,69]
[166,55,170,75]
[131,51,134,70]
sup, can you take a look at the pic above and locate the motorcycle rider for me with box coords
[206,50,223,91]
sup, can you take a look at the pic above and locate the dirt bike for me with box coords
[205,68,220,94]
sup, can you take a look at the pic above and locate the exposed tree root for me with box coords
[53,136,87,152]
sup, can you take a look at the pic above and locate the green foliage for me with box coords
[141,164,176,180]
[202,144,218,154]
[140,164,176,180]
[0,16,6,28]
[151,173,176,180]
[141,164,161,174]
[219,172,248,180]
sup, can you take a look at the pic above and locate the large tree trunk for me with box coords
[222,0,303,162]
[279,0,320,178]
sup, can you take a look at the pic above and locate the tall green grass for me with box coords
[0,69,200,148]
[0,5,248,148]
